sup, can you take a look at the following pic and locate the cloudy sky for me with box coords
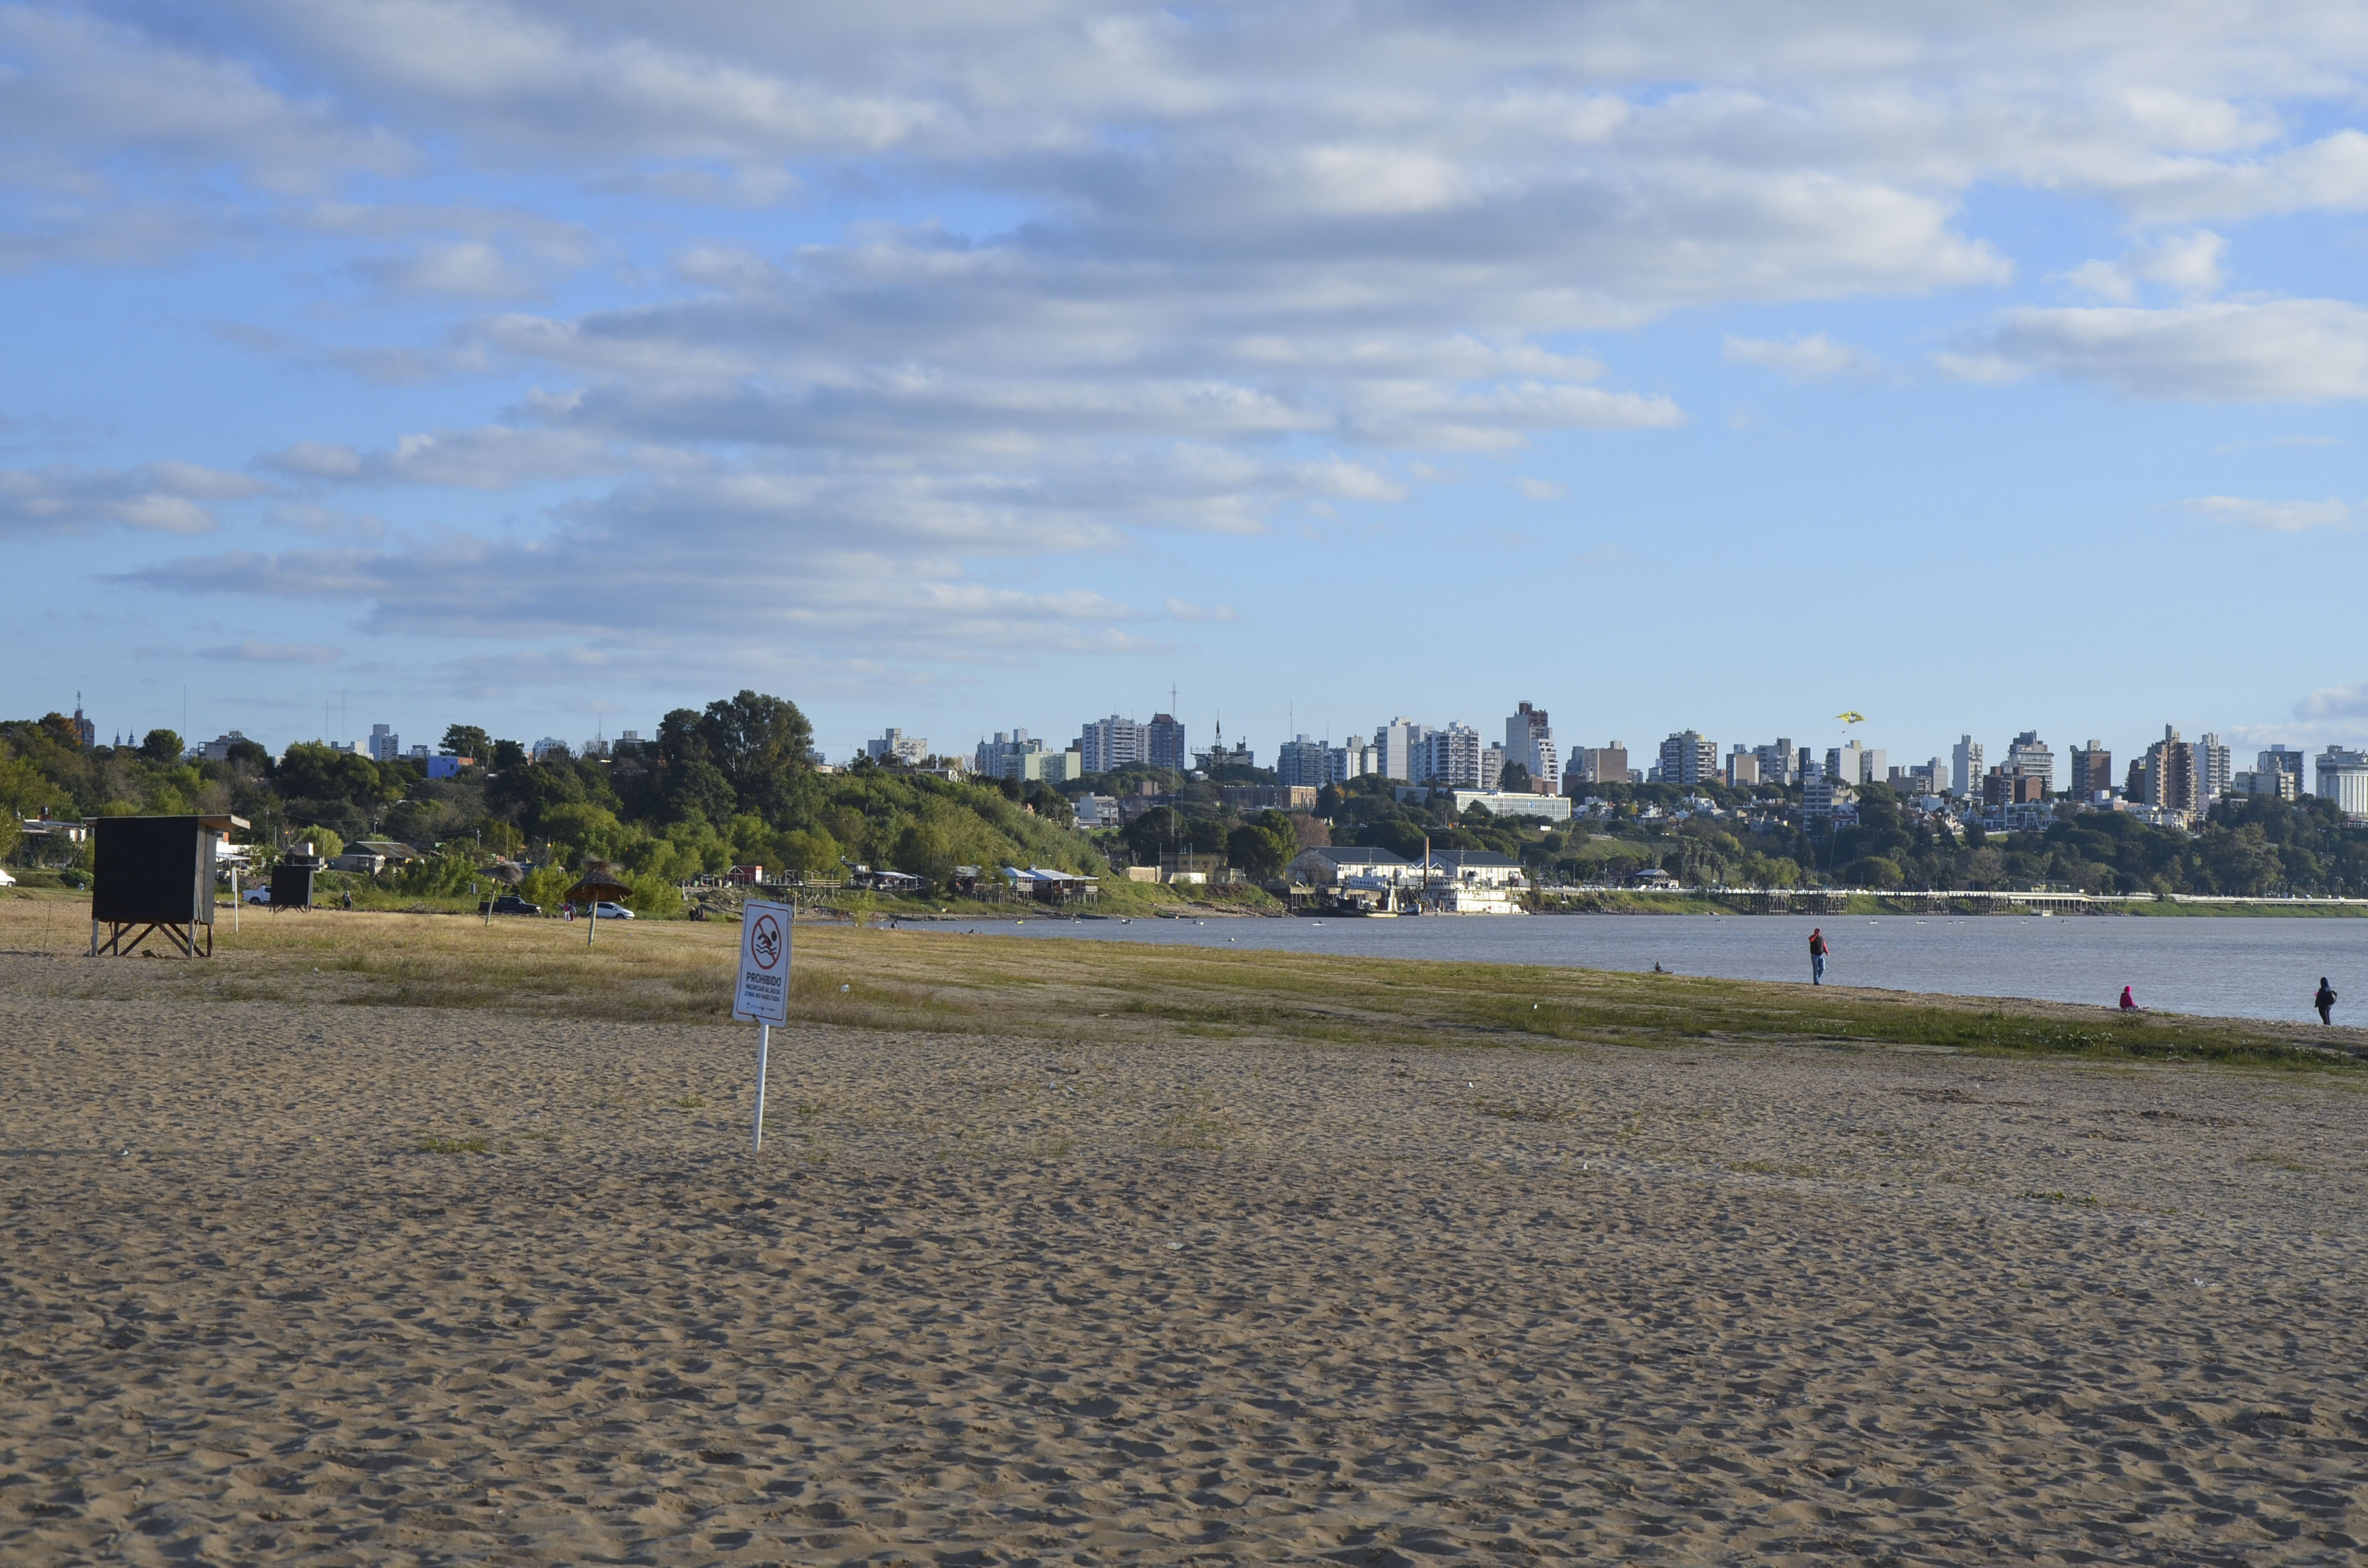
[6,1,2368,770]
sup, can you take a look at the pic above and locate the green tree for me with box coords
[441,724,492,760]
[491,739,528,770]
[1226,810,1299,878]
[698,690,813,808]
[1500,762,1533,793]
[140,729,184,765]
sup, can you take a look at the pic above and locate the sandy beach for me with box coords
[4,936,2366,1564]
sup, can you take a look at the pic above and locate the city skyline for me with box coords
[6,7,2368,758]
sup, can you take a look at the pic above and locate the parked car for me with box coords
[242,886,272,904]
[479,894,541,916]
[589,901,636,920]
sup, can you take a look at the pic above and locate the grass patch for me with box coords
[417,1134,491,1154]
[1,897,2358,1071]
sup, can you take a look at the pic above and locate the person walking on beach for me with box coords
[1808,927,1829,985]
[2119,985,2137,1012]
[2315,977,2338,1025]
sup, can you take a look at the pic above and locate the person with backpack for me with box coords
[2315,977,2337,1025]
[1808,927,1829,985]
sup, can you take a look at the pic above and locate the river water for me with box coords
[921,912,2367,1024]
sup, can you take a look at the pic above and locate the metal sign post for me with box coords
[732,899,793,1152]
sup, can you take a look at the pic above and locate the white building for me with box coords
[1504,703,1558,793]
[1375,717,1429,782]
[1331,738,1377,783]
[1451,789,1573,822]
[529,737,569,760]
[1420,723,1484,787]
[2196,733,2231,804]
[1072,794,1121,828]
[2005,731,2054,794]
[1078,715,1148,773]
[1951,735,1984,797]
[368,723,400,762]
[975,730,1044,777]
[1659,730,1717,787]
[866,727,930,765]
[2316,747,2368,821]
[1752,738,1797,786]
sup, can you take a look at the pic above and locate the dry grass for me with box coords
[1,894,2360,1068]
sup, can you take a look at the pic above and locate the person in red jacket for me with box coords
[1808,927,1829,985]
[2119,985,2137,1011]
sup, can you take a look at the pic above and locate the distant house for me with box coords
[425,755,473,780]
[1628,867,1681,890]
[1000,866,1100,904]
[1289,845,1415,886]
[847,865,927,894]
[1422,849,1526,890]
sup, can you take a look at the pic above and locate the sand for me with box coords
[4,969,2365,1563]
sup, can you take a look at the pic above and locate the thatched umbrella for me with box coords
[565,860,634,946]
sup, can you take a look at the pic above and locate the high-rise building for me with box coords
[865,728,929,765]
[368,723,400,762]
[1331,739,1376,783]
[2005,731,2053,794]
[1826,740,1880,786]
[2142,726,2198,814]
[1752,738,1796,785]
[1078,715,1147,774]
[1480,742,1506,790]
[1146,713,1187,773]
[1659,730,1718,787]
[2196,733,2231,804]
[2315,748,2368,820]
[1565,743,1629,790]
[1420,723,1484,787]
[1950,735,1984,797]
[1375,718,1429,782]
[1276,735,1333,789]
[1504,703,1558,792]
[2258,746,2307,795]
[975,730,1044,777]
[1725,746,1761,787]
[2068,740,2113,800]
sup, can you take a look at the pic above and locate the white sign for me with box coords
[733,899,793,1024]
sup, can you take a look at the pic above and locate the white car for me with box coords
[589,901,636,919]
[242,886,273,904]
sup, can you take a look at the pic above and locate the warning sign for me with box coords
[733,899,792,1024]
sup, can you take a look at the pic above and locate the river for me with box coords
[916,911,2366,1025]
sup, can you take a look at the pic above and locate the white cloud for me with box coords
[199,641,344,665]
[2062,230,2226,302]
[1514,477,1566,500]
[1950,300,2368,400]
[1722,332,1882,382]
[2298,680,2368,721]
[2185,494,2354,532]
[0,462,268,536]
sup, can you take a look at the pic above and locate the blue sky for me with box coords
[5,1,2367,775]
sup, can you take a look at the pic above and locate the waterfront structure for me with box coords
[2316,748,2368,821]
[1659,730,1718,787]
[1950,735,1983,797]
[1146,713,1187,773]
[1078,715,1148,774]
[1504,703,1558,794]
[2142,726,2199,814]
[864,727,929,765]
[2005,731,2053,794]
[2196,733,2232,804]
[2068,741,2113,801]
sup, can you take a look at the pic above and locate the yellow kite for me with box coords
[1834,711,1865,726]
